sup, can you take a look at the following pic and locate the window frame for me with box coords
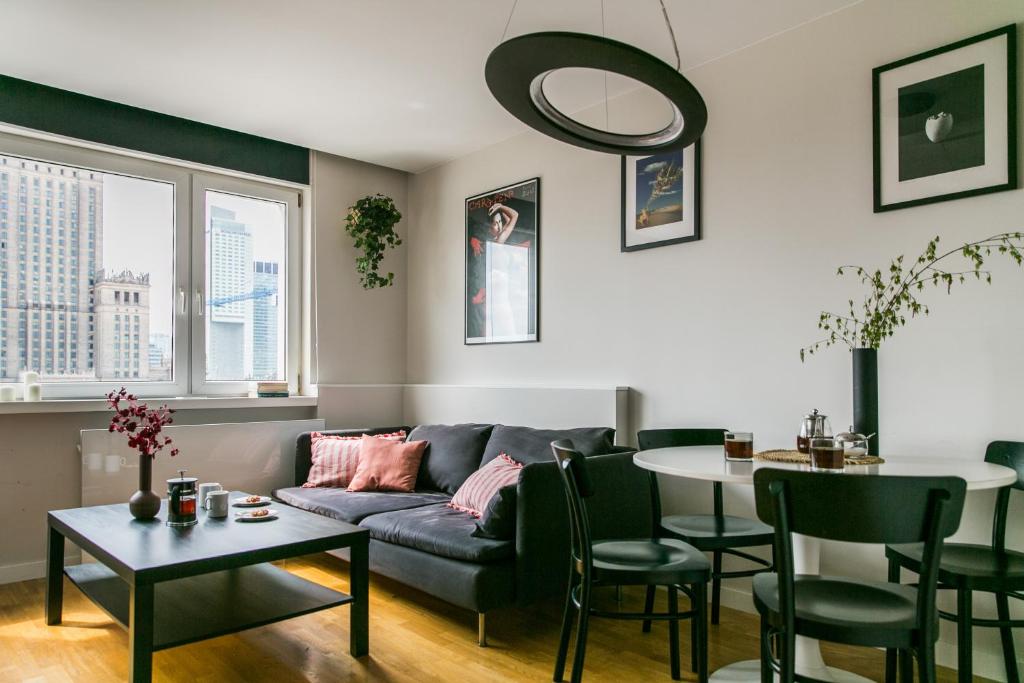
[0,131,304,399]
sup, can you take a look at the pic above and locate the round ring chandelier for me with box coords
[485,4,706,156]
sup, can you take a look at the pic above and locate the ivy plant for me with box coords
[801,232,1024,361]
[344,193,403,289]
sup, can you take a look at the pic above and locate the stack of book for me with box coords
[256,381,289,398]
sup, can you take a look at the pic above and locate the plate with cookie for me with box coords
[232,494,272,507]
[234,508,278,522]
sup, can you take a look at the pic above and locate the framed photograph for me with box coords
[873,24,1017,212]
[621,141,701,252]
[465,178,539,345]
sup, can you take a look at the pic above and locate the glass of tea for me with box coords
[724,432,754,461]
[810,436,844,472]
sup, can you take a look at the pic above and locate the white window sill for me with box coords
[0,395,317,415]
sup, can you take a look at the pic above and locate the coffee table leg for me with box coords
[128,583,154,683]
[45,524,64,625]
[350,537,369,657]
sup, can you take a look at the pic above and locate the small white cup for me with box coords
[198,483,222,509]
[204,490,230,518]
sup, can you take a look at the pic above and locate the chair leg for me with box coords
[996,591,1020,683]
[711,550,722,625]
[899,649,914,683]
[919,644,936,683]
[690,590,698,675]
[642,585,656,633]
[779,622,795,683]
[570,580,592,683]
[668,586,681,680]
[695,581,708,683]
[759,616,772,683]
[553,577,575,682]
[957,588,972,683]
[886,558,900,683]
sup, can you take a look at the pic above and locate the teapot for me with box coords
[797,409,832,454]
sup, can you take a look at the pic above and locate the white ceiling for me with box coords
[2,0,860,173]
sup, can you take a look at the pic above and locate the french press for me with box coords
[797,409,832,454]
[167,469,198,527]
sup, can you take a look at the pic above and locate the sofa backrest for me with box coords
[480,425,616,466]
[294,427,412,486]
[407,423,495,494]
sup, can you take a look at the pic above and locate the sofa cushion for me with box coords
[360,503,514,563]
[273,486,449,524]
[347,436,428,492]
[449,453,523,517]
[409,423,495,494]
[480,425,616,466]
[473,484,517,540]
[303,430,407,488]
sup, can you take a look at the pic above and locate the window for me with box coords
[0,133,302,398]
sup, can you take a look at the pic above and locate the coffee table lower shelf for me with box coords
[65,561,353,651]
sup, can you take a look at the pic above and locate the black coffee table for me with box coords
[46,491,369,683]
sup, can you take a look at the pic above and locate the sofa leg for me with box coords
[478,612,487,647]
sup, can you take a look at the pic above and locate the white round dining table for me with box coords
[634,446,1017,683]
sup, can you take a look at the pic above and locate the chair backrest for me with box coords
[637,428,727,450]
[551,439,595,573]
[753,468,966,637]
[984,440,1024,551]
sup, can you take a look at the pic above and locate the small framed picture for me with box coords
[621,142,701,252]
[464,178,539,345]
[873,24,1017,212]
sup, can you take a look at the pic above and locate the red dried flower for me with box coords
[106,387,177,460]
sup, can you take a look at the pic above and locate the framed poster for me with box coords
[873,24,1017,212]
[465,178,539,345]
[621,141,701,252]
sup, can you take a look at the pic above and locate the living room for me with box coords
[1,0,1023,681]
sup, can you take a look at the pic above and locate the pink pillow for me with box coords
[303,430,406,488]
[448,453,524,517]
[347,436,428,492]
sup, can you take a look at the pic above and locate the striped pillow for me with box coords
[302,431,407,488]
[448,452,523,517]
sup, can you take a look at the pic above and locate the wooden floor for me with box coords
[0,553,990,682]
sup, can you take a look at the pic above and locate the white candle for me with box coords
[24,383,41,401]
[20,371,39,385]
[0,386,15,401]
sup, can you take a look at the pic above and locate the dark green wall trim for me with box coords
[0,75,310,185]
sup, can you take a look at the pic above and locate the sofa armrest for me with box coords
[514,448,648,606]
[294,426,412,486]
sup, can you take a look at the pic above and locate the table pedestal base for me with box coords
[709,658,872,682]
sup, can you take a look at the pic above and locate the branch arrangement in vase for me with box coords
[344,193,403,289]
[801,232,1024,360]
[106,387,178,458]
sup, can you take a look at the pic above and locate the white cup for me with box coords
[198,483,222,509]
[204,490,229,518]
[104,454,125,473]
[85,452,103,471]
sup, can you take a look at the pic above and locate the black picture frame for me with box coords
[464,178,540,345]
[872,24,1017,212]
[621,140,701,252]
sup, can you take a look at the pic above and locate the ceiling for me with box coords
[1,0,860,173]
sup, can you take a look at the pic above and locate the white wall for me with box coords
[406,0,1024,677]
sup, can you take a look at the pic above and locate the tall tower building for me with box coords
[207,206,252,380]
[93,271,151,381]
[252,260,279,380]
[0,155,102,380]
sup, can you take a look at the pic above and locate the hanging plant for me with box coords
[344,193,403,289]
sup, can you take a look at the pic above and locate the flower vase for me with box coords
[129,454,161,521]
[852,348,879,456]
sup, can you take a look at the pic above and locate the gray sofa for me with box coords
[272,423,652,645]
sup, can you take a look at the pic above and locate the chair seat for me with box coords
[660,513,774,551]
[753,573,922,648]
[887,542,1024,592]
[591,538,710,586]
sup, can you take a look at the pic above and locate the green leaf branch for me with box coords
[344,194,403,289]
[800,232,1024,361]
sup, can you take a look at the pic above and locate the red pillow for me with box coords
[302,431,406,488]
[347,436,428,492]
[448,453,524,517]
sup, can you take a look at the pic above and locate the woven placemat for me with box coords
[754,449,885,466]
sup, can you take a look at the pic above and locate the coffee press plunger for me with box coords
[167,469,198,527]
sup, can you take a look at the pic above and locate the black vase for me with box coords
[852,348,879,456]
[129,453,161,521]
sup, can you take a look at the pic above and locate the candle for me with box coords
[0,386,15,401]
[24,383,41,401]
[20,371,39,385]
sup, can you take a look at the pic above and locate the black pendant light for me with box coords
[485,1,706,156]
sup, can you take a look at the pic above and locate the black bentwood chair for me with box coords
[638,429,774,627]
[752,468,966,683]
[551,440,711,683]
[886,441,1024,683]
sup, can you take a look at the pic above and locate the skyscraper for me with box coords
[0,155,103,380]
[93,270,150,381]
[207,206,252,380]
[252,260,279,380]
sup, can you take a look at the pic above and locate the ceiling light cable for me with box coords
[500,0,519,43]
[658,0,682,71]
